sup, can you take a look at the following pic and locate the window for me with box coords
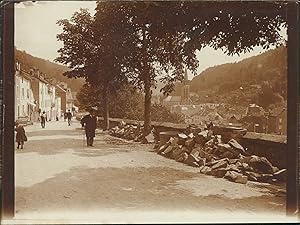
[22,88,24,99]
[27,89,29,98]
[22,105,25,116]
[17,106,20,117]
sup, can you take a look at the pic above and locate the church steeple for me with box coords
[181,68,190,105]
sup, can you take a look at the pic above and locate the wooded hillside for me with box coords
[15,48,84,91]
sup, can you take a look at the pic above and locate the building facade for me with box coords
[15,63,66,123]
[15,62,37,123]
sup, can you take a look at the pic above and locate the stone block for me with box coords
[244,171,261,182]
[185,138,195,150]
[235,174,248,184]
[211,168,227,178]
[184,154,200,167]
[157,143,170,154]
[247,155,275,174]
[228,159,239,164]
[224,164,241,173]
[190,147,201,158]
[211,159,228,170]
[200,166,212,174]
[171,145,184,159]
[175,152,189,162]
[161,145,174,156]
[228,139,246,155]
[273,169,286,182]
[219,151,235,159]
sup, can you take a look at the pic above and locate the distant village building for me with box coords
[151,95,162,105]
[162,69,192,108]
[15,62,64,123]
[163,96,181,108]
[15,62,37,123]
[56,84,67,115]
[58,82,74,113]
[246,103,265,117]
[181,69,191,105]
[66,87,73,112]
[30,69,56,121]
[267,107,287,135]
[55,95,62,119]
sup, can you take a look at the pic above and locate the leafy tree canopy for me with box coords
[56,1,287,132]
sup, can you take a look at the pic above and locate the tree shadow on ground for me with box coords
[27,130,83,137]
[16,138,140,157]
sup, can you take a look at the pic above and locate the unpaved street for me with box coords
[13,120,288,223]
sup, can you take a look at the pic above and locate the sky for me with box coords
[15,1,287,79]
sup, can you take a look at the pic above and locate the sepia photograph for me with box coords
[0,0,299,224]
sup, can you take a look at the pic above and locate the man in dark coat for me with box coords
[66,110,72,126]
[40,111,46,128]
[15,121,27,149]
[81,108,97,147]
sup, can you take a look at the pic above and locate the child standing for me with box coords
[15,121,27,149]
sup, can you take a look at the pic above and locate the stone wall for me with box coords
[240,133,286,168]
[98,117,287,168]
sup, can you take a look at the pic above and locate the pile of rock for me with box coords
[154,128,286,184]
[109,121,143,141]
[108,121,157,143]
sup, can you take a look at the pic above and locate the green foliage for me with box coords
[151,104,185,124]
[189,46,287,109]
[77,83,184,123]
[57,2,287,130]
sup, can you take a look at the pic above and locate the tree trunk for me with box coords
[142,24,152,135]
[103,86,110,130]
[143,74,152,135]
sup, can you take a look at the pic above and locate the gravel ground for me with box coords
[7,120,292,224]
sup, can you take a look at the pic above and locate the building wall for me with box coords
[277,110,287,135]
[66,88,73,112]
[15,72,36,122]
[58,90,67,113]
[15,75,21,120]
[55,96,62,119]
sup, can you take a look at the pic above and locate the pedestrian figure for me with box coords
[15,121,27,149]
[81,108,97,147]
[40,111,46,128]
[66,110,72,126]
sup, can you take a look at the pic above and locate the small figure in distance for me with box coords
[15,121,27,149]
[66,109,72,126]
[40,111,46,128]
[81,107,97,147]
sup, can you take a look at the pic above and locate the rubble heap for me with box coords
[108,121,156,143]
[109,122,286,184]
[153,126,286,184]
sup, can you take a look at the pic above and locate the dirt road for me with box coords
[11,120,291,223]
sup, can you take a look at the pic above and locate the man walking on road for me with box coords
[66,110,72,126]
[81,107,97,147]
[40,111,46,128]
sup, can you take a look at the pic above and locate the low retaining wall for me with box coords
[98,117,287,168]
[240,133,287,168]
